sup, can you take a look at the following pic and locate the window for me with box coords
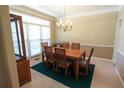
[41,26,51,45]
[24,24,51,57]
[28,24,41,56]
[11,21,20,55]
[10,11,50,26]
[11,20,24,56]
[23,23,30,57]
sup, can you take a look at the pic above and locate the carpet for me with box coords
[31,62,95,88]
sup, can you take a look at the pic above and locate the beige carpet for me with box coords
[21,57,123,88]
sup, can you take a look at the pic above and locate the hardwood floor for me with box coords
[21,57,123,88]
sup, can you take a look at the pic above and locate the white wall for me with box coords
[113,6,124,82]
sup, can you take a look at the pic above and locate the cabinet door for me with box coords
[17,60,31,86]
[10,14,26,58]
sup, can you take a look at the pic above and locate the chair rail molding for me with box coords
[80,43,114,48]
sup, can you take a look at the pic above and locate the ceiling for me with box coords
[26,5,119,18]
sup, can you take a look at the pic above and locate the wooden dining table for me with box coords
[42,47,86,79]
[64,48,86,79]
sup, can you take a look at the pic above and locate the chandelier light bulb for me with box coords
[56,6,73,32]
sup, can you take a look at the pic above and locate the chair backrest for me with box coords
[41,42,48,52]
[54,48,66,62]
[71,43,80,50]
[44,46,54,62]
[62,42,70,49]
[87,48,94,64]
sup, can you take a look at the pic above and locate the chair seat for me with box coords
[79,48,94,76]
[58,61,72,67]
[79,59,88,67]
[54,48,73,76]
[47,59,54,63]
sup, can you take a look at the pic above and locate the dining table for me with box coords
[63,48,86,79]
[42,47,86,79]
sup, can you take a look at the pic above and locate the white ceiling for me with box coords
[26,5,119,18]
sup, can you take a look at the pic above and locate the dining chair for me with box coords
[62,42,70,49]
[71,43,80,50]
[41,42,48,65]
[79,48,94,76]
[44,46,55,71]
[54,48,72,76]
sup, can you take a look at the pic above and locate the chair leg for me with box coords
[85,65,90,75]
[46,62,49,68]
[45,62,47,67]
[55,65,58,73]
[85,68,89,76]
[79,67,89,76]
[43,61,46,67]
[53,64,55,71]
[65,68,68,77]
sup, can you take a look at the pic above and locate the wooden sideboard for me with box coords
[16,55,31,86]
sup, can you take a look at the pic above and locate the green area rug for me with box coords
[31,62,95,88]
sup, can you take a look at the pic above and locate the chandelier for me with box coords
[56,6,72,32]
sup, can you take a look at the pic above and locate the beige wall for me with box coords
[56,12,118,59]
[80,45,114,59]
[0,36,7,87]
[57,12,118,45]
[50,20,56,43]
[0,5,19,87]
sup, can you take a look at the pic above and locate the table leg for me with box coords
[84,51,86,59]
[42,51,44,62]
[75,58,80,79]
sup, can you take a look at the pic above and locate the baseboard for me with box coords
[92,57,113,63]
[114,65,124,87]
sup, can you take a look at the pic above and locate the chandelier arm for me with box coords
[64,5,65,18]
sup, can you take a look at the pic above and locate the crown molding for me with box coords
[118,5,124,11]
[69,10,118,19]
[10,5,119,20]
[9,5,56,21]
[57,7,119,19]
